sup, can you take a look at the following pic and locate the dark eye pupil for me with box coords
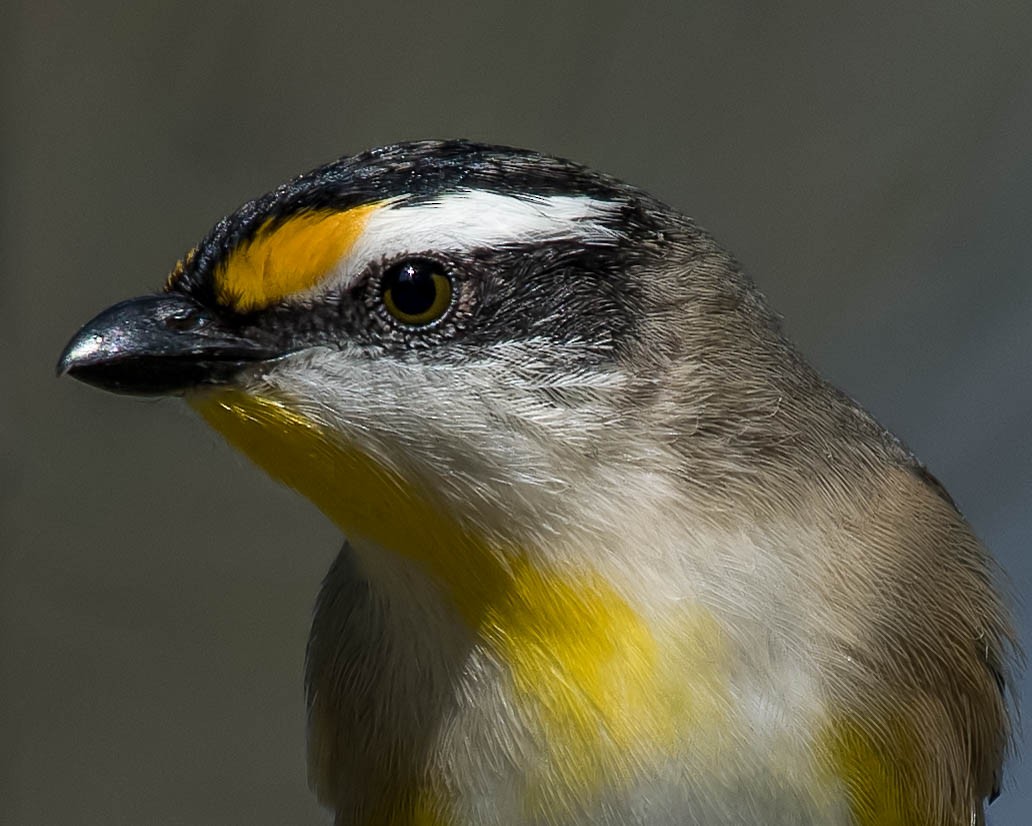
[385,261,437,315]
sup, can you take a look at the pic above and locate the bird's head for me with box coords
[58,140,787,611]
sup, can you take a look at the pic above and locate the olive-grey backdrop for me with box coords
[4,2,1030,824]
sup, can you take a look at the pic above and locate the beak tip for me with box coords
[56,329,105,379]
[55,293,273,395]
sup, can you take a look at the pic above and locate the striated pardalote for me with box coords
[59,141,1015,826]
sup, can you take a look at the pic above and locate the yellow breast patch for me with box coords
[190,389,732,822]
[214,203,381,313]
[486,566,729,816]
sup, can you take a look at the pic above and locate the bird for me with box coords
[58,140,1014,826]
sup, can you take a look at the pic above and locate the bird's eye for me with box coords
[380,259,454,326]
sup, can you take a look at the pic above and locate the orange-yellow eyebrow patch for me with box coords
[215,203,381,313]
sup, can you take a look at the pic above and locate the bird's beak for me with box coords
[57,292,279,396]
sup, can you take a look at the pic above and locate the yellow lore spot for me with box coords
[214,203,381,313]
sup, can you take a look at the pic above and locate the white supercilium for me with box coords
[318,190,623,296]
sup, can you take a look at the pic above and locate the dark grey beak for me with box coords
[57,293,279,396]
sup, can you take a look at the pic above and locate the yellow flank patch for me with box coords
[214,203,381,313]
[823,716,924,826]
[361,793,450,826]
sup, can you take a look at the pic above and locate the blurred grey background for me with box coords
[3,2,1030,824]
